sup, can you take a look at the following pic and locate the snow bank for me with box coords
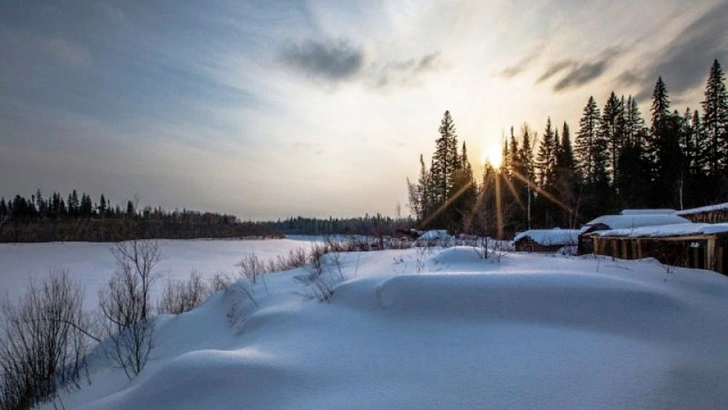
[513,229,579,245]
[27,245,728,410]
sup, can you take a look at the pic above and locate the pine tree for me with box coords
[431,111,460,205]
[575,96,607,186]
[600,92,624,185]
[536,117,557,190]
[701,59,728,175]
[649,79,684,207]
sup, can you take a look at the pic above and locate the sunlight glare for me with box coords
[483,145,503,168]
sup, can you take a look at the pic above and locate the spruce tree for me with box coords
[600,92,624,185]
[575,96,607,186]
[536,117,557,190]
[701,59,728,175]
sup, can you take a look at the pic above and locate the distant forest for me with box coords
[0,190,282,242]
[409,59,728,238]
[0,190,417,242]
[262,215,414,237]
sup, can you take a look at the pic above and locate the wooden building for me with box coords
[514,229,579,252]
[676,203,728,223]
[577,214,691,255]
[589,223,728,275]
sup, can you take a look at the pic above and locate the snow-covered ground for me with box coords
[8,243,728,409]
[0,238,317,307]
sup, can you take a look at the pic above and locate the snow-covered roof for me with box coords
[593,222,728,238]
[514,229,579,246]
[580,214,691,233]
[620,209,676,215]
[676,202,728,216]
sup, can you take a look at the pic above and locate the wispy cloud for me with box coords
[633,1,728,100]
[553,61,608,91]
[499,49,543,78]
[279,39,365,83]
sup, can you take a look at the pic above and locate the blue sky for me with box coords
[1,0,726,219]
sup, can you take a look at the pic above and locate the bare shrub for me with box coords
[209,271,233,292]
[0,270,91,410]
[98,240,161,380]
[157,271,211,315]
[236,253,265,284]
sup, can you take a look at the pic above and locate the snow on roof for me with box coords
[513,229,579,245]
[581,214,691,233]
[620,209,676,215]
[593,222,728,238]
[676,202,728,216]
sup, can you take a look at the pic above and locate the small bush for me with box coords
[157,271,211,315]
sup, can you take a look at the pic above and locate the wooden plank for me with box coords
[707,238,715,271]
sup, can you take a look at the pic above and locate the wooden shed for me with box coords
[577,214,692,255]
[514,229,579,252]
[589,223,728,275]
[676,203,728,223]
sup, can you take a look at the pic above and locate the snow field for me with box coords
[13,243,728,409]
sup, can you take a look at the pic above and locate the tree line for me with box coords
[409,59,728,238]
[262,214,415,237]
[0,190,282,242]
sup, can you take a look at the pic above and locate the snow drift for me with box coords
[19,243,728,410]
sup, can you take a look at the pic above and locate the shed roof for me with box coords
[620,209,676,215]
[580,214,691,233]
[676,202,728,216]
[592,222,728,238]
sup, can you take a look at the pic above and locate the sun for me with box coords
[482,145,503,168]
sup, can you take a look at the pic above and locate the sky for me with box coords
[1,0,727,220]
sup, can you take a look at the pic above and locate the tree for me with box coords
[430,111,460,206]
[98,240,161,379]
[0,270,90,410]
[648,78,684,207]
[600,92,624,184]
[575,96,607,186]
[536,117,558,191]
[701,59,728,175]
[451,142,478,232]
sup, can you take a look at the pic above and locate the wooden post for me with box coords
[707,237,715,272]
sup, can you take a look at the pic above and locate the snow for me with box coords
[580,214,692,233]
[594,222,728,238]
[0,238,317,306]
[620,209,676,215]
[6,242,726,409]
[676,202,728,216]
[513,229,579,246]
[417,230,449,241]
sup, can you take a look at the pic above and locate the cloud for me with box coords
[544,48,622,92]
[371,52,442,88]
[279,39,365,82]
[499,48,543,78]
[553,61,607,91]
[536,60,575,83]
[634,1,728,101]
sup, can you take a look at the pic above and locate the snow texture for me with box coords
[513,229,579,245]
[580,214,692,233]
[676,202,728,216]
[7,242,725,410]
[595,222,728,238]
[620,209,676,215]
